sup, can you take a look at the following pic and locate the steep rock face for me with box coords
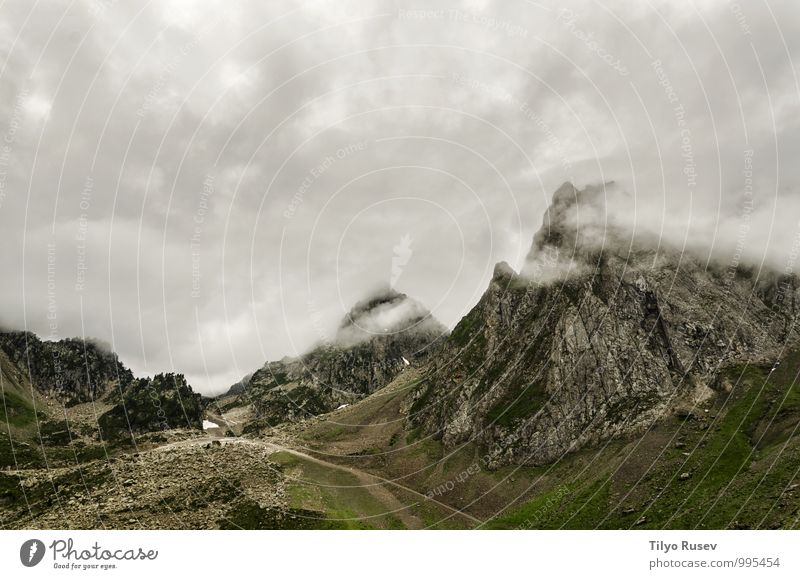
[0,331,133,405]
[410,183,800,467]
[98,373,203,440]
[231,288,447,427]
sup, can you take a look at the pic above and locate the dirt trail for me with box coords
[347,468,423,529]
[155,436,483,527]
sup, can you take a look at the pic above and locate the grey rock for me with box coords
[226,288,448,429]
[410,183,800,467]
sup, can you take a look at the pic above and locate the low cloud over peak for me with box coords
[1,0,798,393]
[335,287,447,349]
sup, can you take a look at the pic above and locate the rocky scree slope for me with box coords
[409,183,800,467]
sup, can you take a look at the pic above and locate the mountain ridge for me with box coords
[0,329,205,452]
[219,287,448,430]
[408,182,800,467]
[4,181,800,529]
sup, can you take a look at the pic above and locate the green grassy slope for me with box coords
[294,350,800,529]
[485,355,800,529]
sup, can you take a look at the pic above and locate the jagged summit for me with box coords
[492,261,518,280]
[521,181,634,282]
[411,182,800,467]
[529,181,623,251]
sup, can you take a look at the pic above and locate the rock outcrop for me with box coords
[98,373,203,440]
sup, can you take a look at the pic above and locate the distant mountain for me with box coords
[410,182,800,467]
[225,287,447,429]
[6,183,800,530]
[225,372,253,397]
[0,329,203,450]
[0,331,133,405]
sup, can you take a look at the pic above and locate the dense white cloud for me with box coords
[0,0,798,393]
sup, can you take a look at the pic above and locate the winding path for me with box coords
[155,436,483,527]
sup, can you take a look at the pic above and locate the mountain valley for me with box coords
[3,183,799,530]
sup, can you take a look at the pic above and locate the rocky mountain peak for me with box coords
[492,261,518,280]
[337,285,405,332]
[522,181,627,280]
[335,286,446,348]
[411,182,800,468]
[221,288,448,429]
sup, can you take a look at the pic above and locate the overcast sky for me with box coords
[1,0,798,394]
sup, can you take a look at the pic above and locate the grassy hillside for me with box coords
[483,357,799,529]
[0,350,45,468]
[4,340,798,529]
[292,351,800,529]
